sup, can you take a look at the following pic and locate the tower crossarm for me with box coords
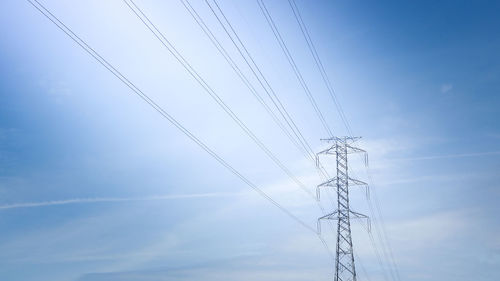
[345,144,366,154]
[316,143,365,158]
[316,209,339,234]
[316,177,368,200]
[348,178,367,186]
[318,210,340,220]
[349,210,371,232]
[320,136,361,143]
[317,144,341,156]
[318,177,366,187]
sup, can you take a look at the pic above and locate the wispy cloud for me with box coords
[441,83,453,93]
[0,192,239,210]
[386,151,500,162]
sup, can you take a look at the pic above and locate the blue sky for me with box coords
[1,0,499,280]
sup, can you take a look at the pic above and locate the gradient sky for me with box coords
[1,0,499,281]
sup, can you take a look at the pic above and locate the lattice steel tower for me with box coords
[316,137,369,281]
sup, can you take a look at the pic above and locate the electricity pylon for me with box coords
[316,136,369,281]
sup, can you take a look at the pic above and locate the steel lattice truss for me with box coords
[317,137,369,281]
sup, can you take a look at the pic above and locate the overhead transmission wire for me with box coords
[253,0,343,223]
[256,1,372,271]
[204,0,317,164]
[226,0,345,220]
[180,3,344,264]
[179,0,311,163]
[256,0,333,138]
[122,0,317,202]
[179,0,335,214]
[331,141,394,281]
[180,0,336,218]
[200,0,341,217]
[120,3,340,264]
[192,0,342,217]
[114,7,337,265]
[201,0,344,217]
[284,0,399,274]
[178,2,338,231]
[123,0,337,263]
[177,4,341,273]
[232,1,373,276]
[356,220,391,281]
[355,252,373,281]
[254,0,344,226]
[180,0,335,186]
[287,1,401,280]
[180,2,387,278]
[25,0,340,260]
[366,173,401,281]
[184,0,344,243]
[287,0,352,136]
[204,0,352,270]
[250,0,363,276]
[273,0,398,278]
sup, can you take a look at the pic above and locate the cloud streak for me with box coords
[441,83,453,93]
[0,192,239,210]
[386,151,500,162]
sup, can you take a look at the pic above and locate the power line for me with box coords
[181,2,344,214]
[126,1,344,265]
[355,252,373,281]
[27,0,399,277]
[25,0,320,242]
[178,5,348,241]
[179,0,312,163]
[347,161,397,281]
[204,0,317,161]
[367,172,402,281]
[200,0,345,215]
[287,0,352,136]
[181,0,336,187]
[357,219,392,281]
[287,1,401,279]
[260,0,399,277]
[366,191,397,281]
[122,0,317,202]
[256,0,334,138]
[220,0,352,255]
[252,0,341,205]
[192,0,345,227]
[340,151,399,281]
[122,0,343,264]
[180,2,343,222]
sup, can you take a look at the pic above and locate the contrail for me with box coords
[387,151,500,162]
[0,192,238,210]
